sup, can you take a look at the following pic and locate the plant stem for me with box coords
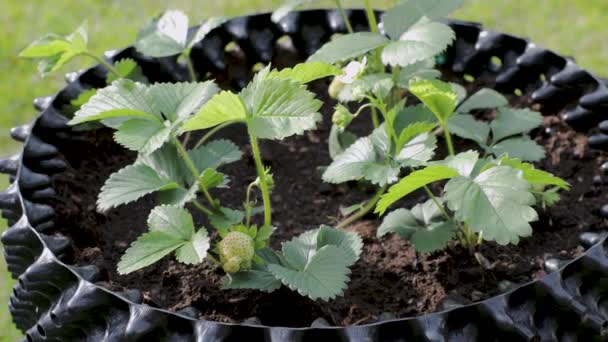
[194,121,235,149]
[337,185,387,229]
[461,223,478,255]
[248,133,272,226]
[185,54,198,82]
[363,0,379,33]
[192,200,214,216]
[442,121,456,156]
[334,0,354,33]
[84,52,122,79]
[423,186,451,221]
[171,136,219,210]
[244,182,256,227]
[370,107,380,128]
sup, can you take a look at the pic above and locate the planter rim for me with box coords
[3,8,608,340]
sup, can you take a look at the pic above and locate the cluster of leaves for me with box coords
[20,0,572,304]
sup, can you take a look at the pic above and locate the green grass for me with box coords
[1,1,605,340]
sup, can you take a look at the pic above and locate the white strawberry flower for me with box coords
[336,56,367,84]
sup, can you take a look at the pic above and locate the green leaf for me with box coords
[182,90,247,131]
[396,60,441,86]
[268,61,341,84]
[376,165,459,215]
[19,22,89,77]
[70,88,97,108]
[272,0,314,22]
[448,114,490,146]
[323,136,377,184]
[457,88,508,113]
[378,200,456,253]
[135,10,188,57]
[223,269,282,291]
[395,121,438,152]
[188,139,243,171]
[408,79,458,122]
[106,58,148,84]
[445,166,538,245]
[176,229,210,264]
[138,143,189,186]
[395,132,437,167]
[147,204,195,238]
[496,157,569,190]
[208,207,245,230]
[383,0,464,40]
[117,231,184,274]
[70,80,160,125]
[434,150,480,177]
[241,75,323,139]
[98,164,179,211]
[328,125,357,159]
[113,119,171,155]
[199,168,227,189]
[148,81,219,122]
[490,108,543,142]
[309,32,389,64]
[315,225,363,266]
[268,245,350,301]
[491,136,546,162]
[381,20,455,67]
[451,83,467,103]
[393,104,437,132]
[187,17,229,49]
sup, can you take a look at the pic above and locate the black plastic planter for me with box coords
[2,9,608,341]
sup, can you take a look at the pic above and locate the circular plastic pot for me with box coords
[2,9,608,342]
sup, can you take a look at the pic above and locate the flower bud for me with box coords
[328,77,345,99]
[332,105,354,129]
[218,231,255,274]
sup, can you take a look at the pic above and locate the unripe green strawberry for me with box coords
[332,104,354,129]
[218,231,255,274]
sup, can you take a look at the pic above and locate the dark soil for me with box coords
[46,57,607,327]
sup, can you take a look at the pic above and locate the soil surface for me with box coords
[46,55,607,327]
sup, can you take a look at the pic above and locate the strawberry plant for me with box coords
[21,0,570,303]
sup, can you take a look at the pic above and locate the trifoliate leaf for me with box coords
[448,114,490,146]
[376,165,459,215]
[98,164,180,211]
[272,0,314,22]
[382,20,455,67]
[491,136,546,162]
[117,231,184,274]
[490,107,543,142]
[396,132,437,167]
[137,143,189,187]
[315,225,363,266]
[408,79,457,122]
[175,229,210,264]
[182,91,247,131]
[268,61,341,84]
[157,183,199,207]
[189,139,243,171]
[268,245,350,301]
[135,10,189,57]
[396,60,441,86]
[383,0,464,40]
[395,121,438,153]
[113,118,171,155]
[394,104,437,132]
[329,125,357,159]
[378,200,456,253]
[308,32,389,64]
[208,207,245,230]
[147,204,195,238]
[433,150,479,177]
[495,157,569,190]
[323,136,377,184]
[187,17,229,49]
[223,268,283,291]
[445,166,538,245]
[148,82,219,122]
[19,21,89,77]
[457,88,508,113]
[106,58,148,84]
[241,75,323,139]
[199,168,227,189]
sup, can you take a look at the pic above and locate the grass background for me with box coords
[1,0,606,340]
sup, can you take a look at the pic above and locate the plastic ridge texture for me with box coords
[1,9,608,342]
